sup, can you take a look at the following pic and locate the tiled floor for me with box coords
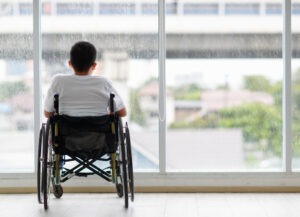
[1,193,300,217]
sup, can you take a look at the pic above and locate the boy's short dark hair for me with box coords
[70,41,97,72]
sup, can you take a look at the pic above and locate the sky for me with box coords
[128,58,300,90]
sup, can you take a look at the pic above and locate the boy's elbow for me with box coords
[117,108,127,117]
[44,111,53,118]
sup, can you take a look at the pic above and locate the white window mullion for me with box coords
[283,0,292,172]
[158,0,166,173]
[33,0,42,172]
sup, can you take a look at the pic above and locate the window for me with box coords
[99,3,135,15]
[0,3,13,16]
[19,3,32,15]
[57,3,94,15]
[142,3,177,15]
[166,1,282,171]
[166,3,177,15]
[1,0,299,188]
[42,2,52,15]
[141,3,157,15]
[292,3,300,15]
[183,3,219,15]
[265,3,282,15]
[225,3,260,15]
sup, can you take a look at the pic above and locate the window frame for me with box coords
[0,0,297,189]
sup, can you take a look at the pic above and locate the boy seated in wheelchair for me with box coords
[38,43,134,210]
[44,41,126,118]
[43,41,127,159]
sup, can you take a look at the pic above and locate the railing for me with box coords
[1,1,300,17]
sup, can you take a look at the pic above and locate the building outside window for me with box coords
[183,3,219,15]
[265,3,282,15]
[225,3,260,15]
[292,3,300,14]
[99,3,135,15]
[141,3,157,15]
[57,3,94,15]
[0,3,13,16]
[19,3,32,15]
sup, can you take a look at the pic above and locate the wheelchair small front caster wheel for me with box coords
[53,185,63,199]
[116,184,123,198]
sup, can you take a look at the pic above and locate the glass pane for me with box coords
[41,0,158,172]
[166,0,283,171]
[0,1,34,172]
[292,0,300,170]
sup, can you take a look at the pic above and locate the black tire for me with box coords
[125,123,134,202]
[53,185,63,199]
[37,124,45,204]
[119,120,128,208]
[42,119,52,210]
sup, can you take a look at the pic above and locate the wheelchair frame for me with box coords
[37,94,134,209]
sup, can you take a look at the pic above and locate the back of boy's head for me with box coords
[70,41,97,72]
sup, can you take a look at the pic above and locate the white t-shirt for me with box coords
[44,74,125,116]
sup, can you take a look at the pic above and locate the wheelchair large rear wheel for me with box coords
[42,119,53,210]
[125,123,134,202]
[37,124,45,204]
[119,121,129,208]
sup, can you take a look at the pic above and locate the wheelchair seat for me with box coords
[53,115,118,159]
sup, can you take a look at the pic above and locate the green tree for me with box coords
[170,74,286,157]
[244,75,272,92]
[169,112,219,129]
[269,81,282,109]
[129,90,146,126]
[174,83,201,100]
[219,103,282,156]
[0,81,28,101]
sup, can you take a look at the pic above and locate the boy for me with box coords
[44,41,126,118]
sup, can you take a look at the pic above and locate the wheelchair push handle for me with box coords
[109,93,115,113]
[54,94,59,114]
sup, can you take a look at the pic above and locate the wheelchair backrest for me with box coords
[52,114,119,159]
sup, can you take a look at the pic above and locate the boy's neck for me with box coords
[75,71,90,76]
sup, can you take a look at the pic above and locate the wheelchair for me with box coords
[37,94,134,209]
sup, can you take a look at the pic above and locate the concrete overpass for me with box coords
[1,16,300,59]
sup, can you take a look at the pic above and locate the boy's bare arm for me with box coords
[117,108,127,117]
[44,111,54,118]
